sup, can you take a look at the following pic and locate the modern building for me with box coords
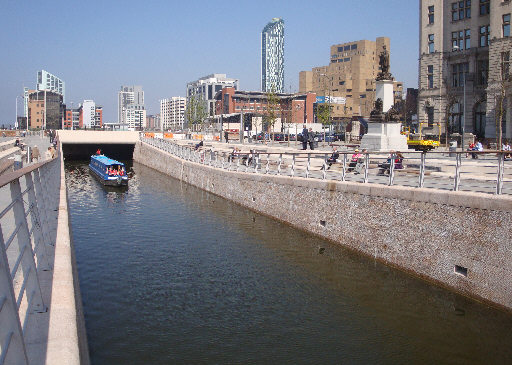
[160,97,186,131]
[299,37,403,123]
[37,70,65,101]
[261,18,285,93]
[118,85,146,129]
[418,0,512,142]
[186,74,239,122]
[27,90,64,130]
[214,87,317,126]
[63,102,102,129]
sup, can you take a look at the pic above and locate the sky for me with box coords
[1,0,419,124]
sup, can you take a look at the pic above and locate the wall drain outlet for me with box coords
[454,265,468,277]
[319,220,326,227]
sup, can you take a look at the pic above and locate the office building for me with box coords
[215,87,317,126]
[160,97,186,131]
[299,37,403,123]
[261,18,285,93]
[186,74,239,122]
[418,0,512,141]
[64,102,102,129]
[118,85,146,130]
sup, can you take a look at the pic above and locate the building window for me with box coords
[428,34,435,53]
[503,14,511,37]
[479,25,490,47]
[502,51,510,80]
[477,59,488,85]
[426,106,435,127]
[452,62,469,87]
[427,65,434,88]
[428,5,435,24]
[344,45,350,51]
[452,1,471,21]
[351,44,357,50]
[479,0,489,16]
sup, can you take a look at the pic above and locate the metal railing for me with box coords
[141,137,512,196]
[0,154,60,364]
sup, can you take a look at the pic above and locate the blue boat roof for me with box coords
[91,155,125,166]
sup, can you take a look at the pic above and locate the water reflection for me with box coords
[65,161,512,365]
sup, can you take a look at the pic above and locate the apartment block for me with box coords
[27,90,63,130]
[262,18,285,93]
[37,70,65,101]
[160,97,186,131]
[118,85,145,129]
[299,37,403,122]
[418,0,512,142]
[186,74,239,121]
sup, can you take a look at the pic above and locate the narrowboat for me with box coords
[89,155,128,186]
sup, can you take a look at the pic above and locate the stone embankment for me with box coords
[134,141,512,312]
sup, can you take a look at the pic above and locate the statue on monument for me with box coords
[370,98,384,121]
[377,45,393,81]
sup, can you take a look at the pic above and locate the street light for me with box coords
[15,94,24,130]
[453,45,466,150]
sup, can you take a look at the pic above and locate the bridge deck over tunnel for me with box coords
[58,130,138,160]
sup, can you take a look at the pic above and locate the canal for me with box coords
[65,160,512,364]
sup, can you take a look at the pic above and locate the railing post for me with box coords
[0,225,30,365]
[291,154,296,177]
[363,153,369,183]
[10,180,46,313]
[389,154,395,186]
[254,153,259,174]
[236,155,240,172]
[342,154,347,181]
[454,153,461,191]
[265,154,270,174]
[306,154,311,178]
[419,151,426,188]
[496,152,504,195]
[25,173,51,271]
[277,154,282,175]
[322,154,327,180]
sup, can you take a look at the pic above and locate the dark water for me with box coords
[65,161,512,365]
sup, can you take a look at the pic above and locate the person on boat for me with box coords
[96,148,101,155]
[118,166,125,176]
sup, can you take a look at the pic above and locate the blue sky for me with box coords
[1,0,419,124]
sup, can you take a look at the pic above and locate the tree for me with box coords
[186,95,209,132]
[316,103,331,145]
[265,86,280,144]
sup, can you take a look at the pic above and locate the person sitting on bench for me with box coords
[348,149,362,171]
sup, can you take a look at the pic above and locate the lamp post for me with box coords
[453,45,466,150]
[15,95,23,130]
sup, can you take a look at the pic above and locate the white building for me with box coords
[160,97,186,131]
[186,74,239,120]
[37,70,65,101]
[81,100,96,128]
[261,18,284,93]
[118,85,145,129]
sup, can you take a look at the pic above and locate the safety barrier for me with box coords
[0,154,60,364]
[141,137,512,196]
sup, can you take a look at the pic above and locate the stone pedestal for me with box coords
[360,121,409,152]
[376,80,394,113]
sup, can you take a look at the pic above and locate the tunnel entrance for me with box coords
[62,143,135,160]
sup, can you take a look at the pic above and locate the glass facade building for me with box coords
[261,18,284,93]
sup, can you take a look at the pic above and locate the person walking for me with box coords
[224,131,229,143]
[308,128,315,150]
[301,125,308,150]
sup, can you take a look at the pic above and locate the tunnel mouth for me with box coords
[62,143,135,161]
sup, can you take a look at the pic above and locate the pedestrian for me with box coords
[308,128,315,150]
[31,145,40,162]
[301,125,308,150]
[503,140,511,160]
[224,131,229,143]
[45,147,53,160]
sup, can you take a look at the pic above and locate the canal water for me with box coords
[65,161,512,364]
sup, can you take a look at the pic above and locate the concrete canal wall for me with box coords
[134,142,512,312]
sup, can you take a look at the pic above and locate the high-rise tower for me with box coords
[261,18,284,93]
